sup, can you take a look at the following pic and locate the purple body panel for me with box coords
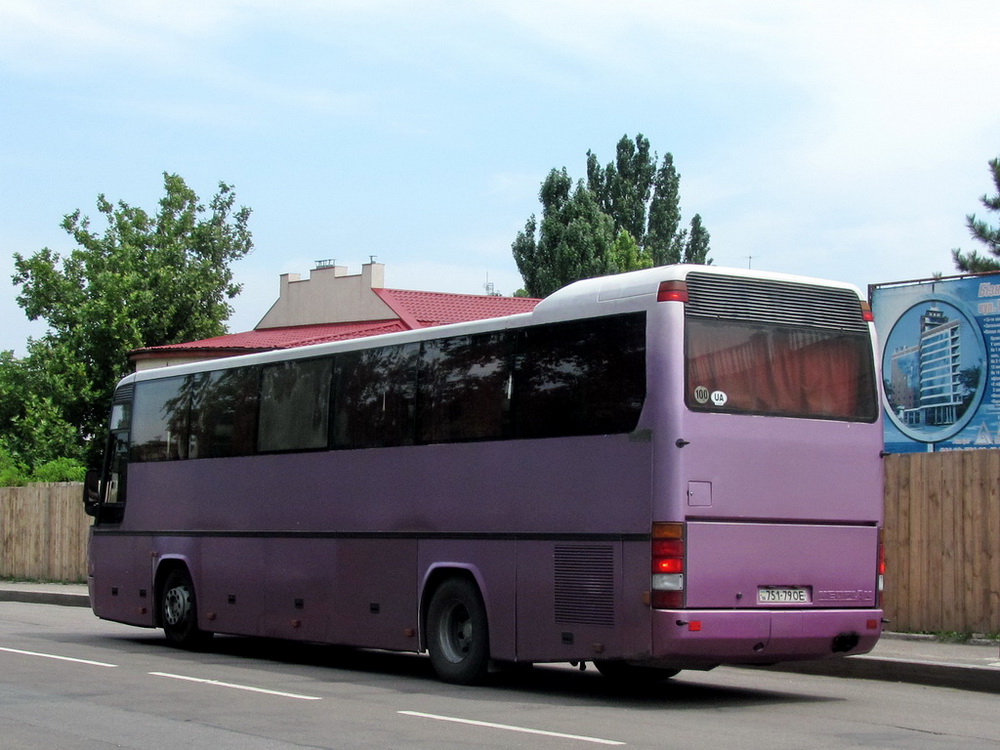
[651,609,881,668]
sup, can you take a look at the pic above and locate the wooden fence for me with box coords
[0,483,89,582]
[1,458,999,633]
[884,450,1000,634]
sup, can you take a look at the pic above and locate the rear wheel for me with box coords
[426,577,490,684]
[160,568,212,649]
[594,660,679,684]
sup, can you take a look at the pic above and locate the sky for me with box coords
[2,0,998,355]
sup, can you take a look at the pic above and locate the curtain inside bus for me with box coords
[685,319,877,421]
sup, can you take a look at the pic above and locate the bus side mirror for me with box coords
[83,470,100,517]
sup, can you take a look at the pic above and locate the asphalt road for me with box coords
[1,601,998,749]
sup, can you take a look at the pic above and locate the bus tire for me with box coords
[426,577,490,685]
[160,567,212,649]
[593,660,679,684]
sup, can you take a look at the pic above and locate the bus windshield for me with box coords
[686,318,878,421]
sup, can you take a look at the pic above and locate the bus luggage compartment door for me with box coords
[684,521,879,610]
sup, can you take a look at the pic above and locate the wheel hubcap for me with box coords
[164,585,191,626]
[440,602,472,663]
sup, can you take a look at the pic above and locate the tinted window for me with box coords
[131,376,192,462]
[258,358,333,452]
[333,343,418,449]
[514,313,646,438]
[418,332,512,443]
[190,367,260,458]
[685,319,878,421]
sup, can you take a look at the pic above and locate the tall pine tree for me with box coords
[953,157,1000,273]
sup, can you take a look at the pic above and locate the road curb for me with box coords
[0,589,91,608]
[755,654,1000,694]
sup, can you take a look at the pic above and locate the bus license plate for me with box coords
[758,587,810,604]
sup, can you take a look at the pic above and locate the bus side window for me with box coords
[131,376,191,462]
[191,367,260,458]
[417,332,512,443]
[514,314,646,439]
[258,358,333,453]
[333,343,418,449]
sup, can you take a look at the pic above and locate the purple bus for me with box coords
[84,265,884,684]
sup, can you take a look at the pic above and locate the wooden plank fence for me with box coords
[884,451,1000,634]
[0,483,89,582]
[1,456,998,633]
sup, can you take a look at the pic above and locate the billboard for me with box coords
[871,273,1000,453]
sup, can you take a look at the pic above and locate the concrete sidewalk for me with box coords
[2,581,998,693]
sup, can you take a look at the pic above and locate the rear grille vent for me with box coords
[554,544,615,627]
[686,272,868,332]
[113,384,134,403]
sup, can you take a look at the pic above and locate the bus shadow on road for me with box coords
[122,632,833,710]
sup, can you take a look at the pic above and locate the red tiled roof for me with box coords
[374,288,539,327]
[132,289,541,361]
[132,320,411,357]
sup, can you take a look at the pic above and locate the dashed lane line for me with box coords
[399,710,625,746]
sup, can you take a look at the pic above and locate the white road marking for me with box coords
[0,646,117,668]
[399,710,625,745]
[148,671,322,700]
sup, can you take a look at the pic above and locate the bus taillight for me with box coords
[656,280,689,303]
[860,300,875,322]
[877,528,886,605]
[651,522,685,609]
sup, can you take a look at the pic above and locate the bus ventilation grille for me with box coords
[554,545,615,627]
[685,272,869,333]
[114,384,135,403]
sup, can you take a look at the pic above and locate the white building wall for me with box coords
[256,262,395,328]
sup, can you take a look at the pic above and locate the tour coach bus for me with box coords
[84,265,885,684]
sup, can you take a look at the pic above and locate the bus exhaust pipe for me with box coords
[832,632,860,653]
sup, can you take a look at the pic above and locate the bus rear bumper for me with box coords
[646,608,883,669]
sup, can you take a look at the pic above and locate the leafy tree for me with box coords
[514,134,711,297]
[953,157,1000,272]
[586,135,656,244]
[646,153,684,265]
[512,169,617,298]
[684,213,712,264]
[5,173,252,467]
[609,229,653,274]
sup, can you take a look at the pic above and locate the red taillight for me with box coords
[653,558,684,574]
[657,280,689,303]
[860,300,875,322]
[877,528,886,605]
[651,523,685,609]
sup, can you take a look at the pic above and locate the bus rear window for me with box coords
[685,318,877,421]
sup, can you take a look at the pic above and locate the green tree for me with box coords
[514,134,711,297]
[586,135,656,244]
[512,169,617,298]
[5,173,252,467]
[684,213,712,264]
[646,152,684,265]
[953,157,1000,272]
[609,229,653,274]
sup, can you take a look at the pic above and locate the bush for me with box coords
[0,448,28,486]
[31,458,86,483]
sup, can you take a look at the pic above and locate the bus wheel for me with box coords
[161,568,212,649]
[593,660,679,684]
[426,577,490,684]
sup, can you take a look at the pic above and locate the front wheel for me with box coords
[426,577,490,684]
[160,567,212,649]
